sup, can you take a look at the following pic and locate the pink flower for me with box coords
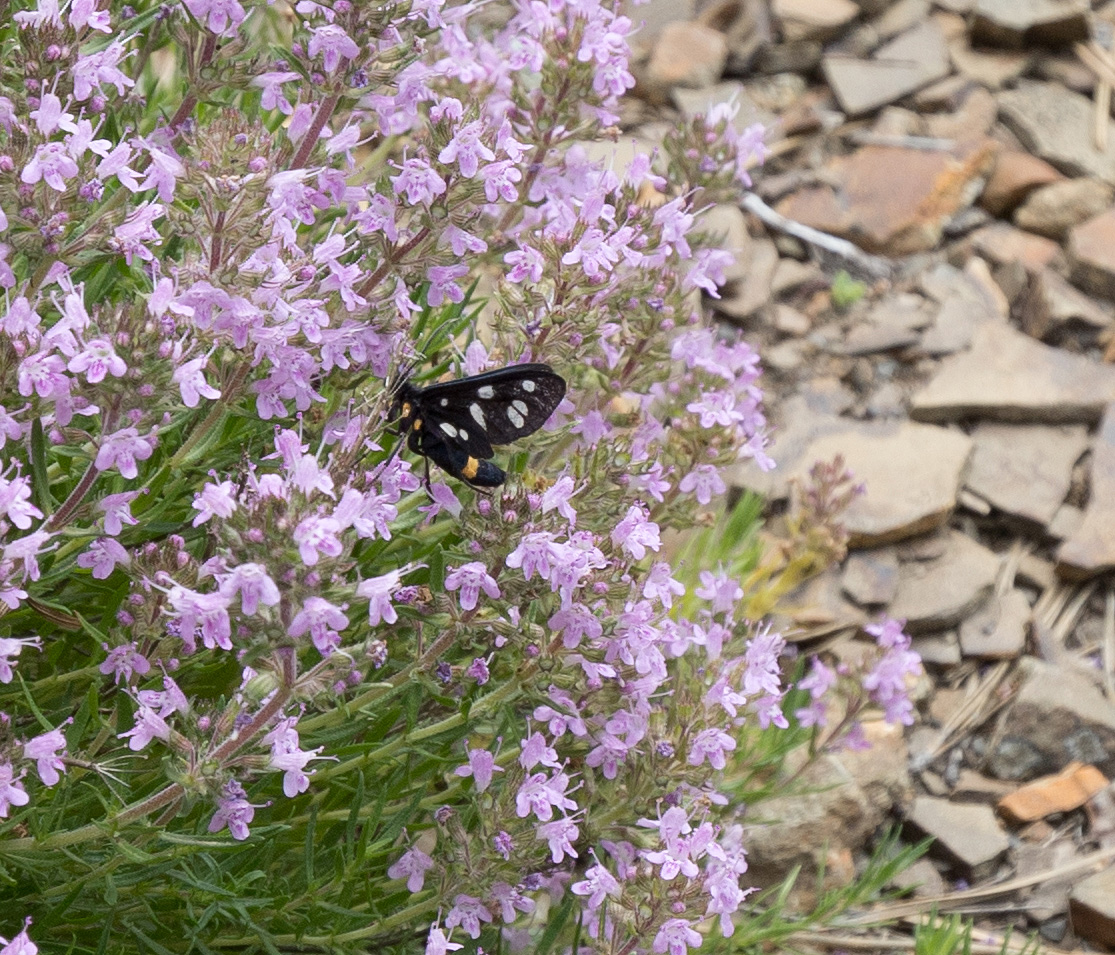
[98,490,141,535]
[208,779,257,841]
[424,925,463,955]
[168,585,233,651]
[536,814,580,863]
[444,562,500,611]
[387,845,435,893]
[571,851,622,910]
[0,763,29,818]
[218,563,281,616]
[679,463,726,505]
[611,505,661,561]
[0,636,42,684]
[182,0,247,37]
[23,726,68,786]
[438,120,494,178]
[292,515,343,566]
[653,918,703,955]
[391,156,447,207]
[444,895,492,940]
[94,426,155,479]
[191,479,238,527]
[0,472,42,530]
[454,746,503,793]
[118,704,170,752]
[541,475,578,524]
[688,728,736,770]
[356,569,404,626]
[99,641,150,684]
[0,917,36,954]
[696,569,743,615]
[75,537,129,579]
[642,562,685,609]
[307,24,360,72]
[174,356,220,407]
[288,597,349,655]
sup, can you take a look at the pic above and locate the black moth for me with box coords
[390,363,567,487]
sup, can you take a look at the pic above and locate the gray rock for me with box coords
[890,530,1000,633]
[1068,207,1115,300]
[998,81,1115,183]
[773,0,859,42]
[1020,268,1115,341]
[918,291,1001,356]
[715,238,779,320]
[971,0,1088,48]
[842,548,900,605]
[911,631,962,666]
[987,656,1115,780]
[949,36,1031,89]
[1058,403,1115,577]
[889,857,947,897]
[1014,178,1115,240]
[906,796,1010,879]
[1047,503,1084,542]
[964,423,1090,526]
[958,588,1031,659]
[1070,866,1115,949]
[911,322,1115,424]
[788,421,973,547]
[702,204,752,285]
[823,21,950,117]
[644,21,729,96]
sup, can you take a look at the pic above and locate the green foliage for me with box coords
[830,270,869,311]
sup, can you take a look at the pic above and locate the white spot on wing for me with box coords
[507,407,525,428]
[440,422,458,437]
[470,403,486,427]
[459,429,468,440]
[521,379,536,393]
[440,398,448,407]
[512,399,529,416]
[478,385,495,399]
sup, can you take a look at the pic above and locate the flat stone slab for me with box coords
[774,0,859,42]
[777,138,996,255]
[1058,403,1115,578]
[1068,207,1115,300]
[823,21,950,117]
[965,423,1089,526]
[971,0,1088,48]
[842,548,900,606]
[1071,866,1115,949]
[958,588,1031,659]
[1021,268,1114,341]
[789,421,973,547]
[998,762,1109,823]
[890,530,1000,633]
[906,796,1010,879]
[911,322,1115,424]
[998,81,1115,183]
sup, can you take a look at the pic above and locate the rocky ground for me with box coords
[621,0,1115,949]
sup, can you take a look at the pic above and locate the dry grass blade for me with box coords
[840,844,1115,925]
[912,661,1013,769]
[1103,586,1115,700]
[1031,580,1095,669]
[1074,41,1115,90]
[789,927,1083,955]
